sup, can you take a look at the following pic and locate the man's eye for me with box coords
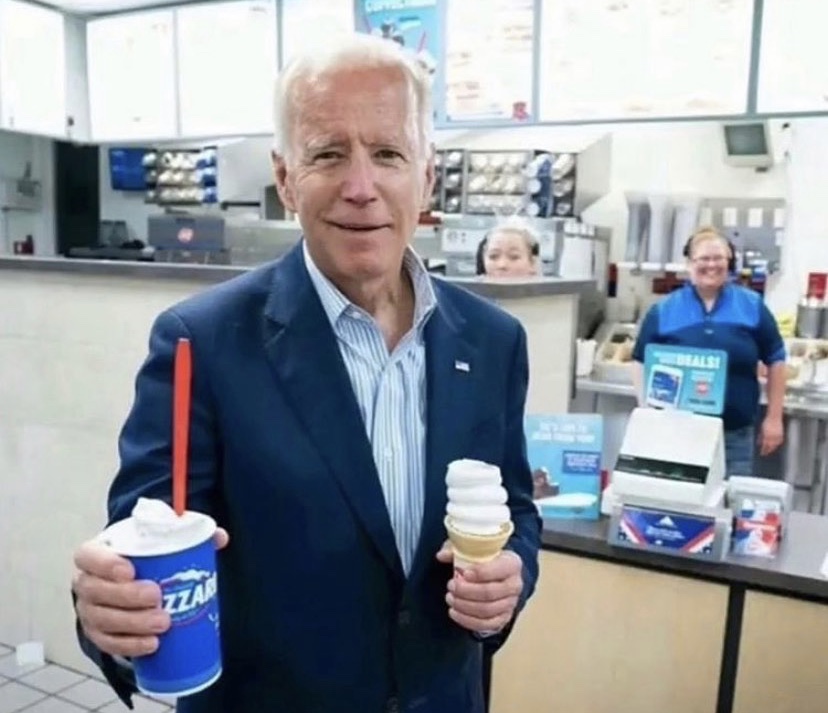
[314,151,341,161]
[376,149,403,160]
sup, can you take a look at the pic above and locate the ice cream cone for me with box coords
[444,515,514,571]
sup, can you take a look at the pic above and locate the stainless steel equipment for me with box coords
[222,218,302,266]
[796,299,827,338]
[221,218,442,268]
[147,212,228,264]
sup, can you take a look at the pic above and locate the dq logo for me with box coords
[160,569,217,625]
[177,227,194,244]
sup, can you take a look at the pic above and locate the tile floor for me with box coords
[0,644,173,712]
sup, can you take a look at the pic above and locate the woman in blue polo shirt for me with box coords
[632,227,787,476]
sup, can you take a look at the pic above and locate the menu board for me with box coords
[444,0,534,122]
[757,0,828,113]
[539,0,754,121]
[282,0,354,66]
[176,0,278,137]
[87,10,177,141]
[355,0,441,95]
[0,0,66,136]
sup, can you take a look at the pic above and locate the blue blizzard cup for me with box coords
[101,508,222,698]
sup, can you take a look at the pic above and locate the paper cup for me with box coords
[101,512,222,698]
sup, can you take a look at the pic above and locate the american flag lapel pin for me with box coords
[454,360,470,373]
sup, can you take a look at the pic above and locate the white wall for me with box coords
[580,122,787,260]
[0,269,198,674]
[765,119,828,314]
[0,130,55,255]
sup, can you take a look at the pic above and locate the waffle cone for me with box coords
[444,515,514,567]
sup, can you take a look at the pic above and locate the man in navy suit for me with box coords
[72,34,541,713]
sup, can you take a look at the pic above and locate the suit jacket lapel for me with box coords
[261,245,403,579]
[410,289,481,580]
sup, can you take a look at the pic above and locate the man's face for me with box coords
[273,66,435,287]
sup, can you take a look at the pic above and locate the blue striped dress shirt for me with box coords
[302,242,437,574]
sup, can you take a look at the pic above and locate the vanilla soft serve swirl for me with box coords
[446,459,511,535]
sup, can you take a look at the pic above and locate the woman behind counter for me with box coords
[632,227,787,476]
[475,222,539,277]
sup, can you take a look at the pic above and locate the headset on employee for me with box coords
[681,234,738,273]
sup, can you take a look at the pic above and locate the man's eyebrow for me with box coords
[304,136,343,152]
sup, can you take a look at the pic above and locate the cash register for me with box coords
[601,407,727,515]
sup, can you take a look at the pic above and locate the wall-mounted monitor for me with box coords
[108,147,149,191]
[721,121,774,169]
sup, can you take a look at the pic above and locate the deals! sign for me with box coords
[643,344,728,416]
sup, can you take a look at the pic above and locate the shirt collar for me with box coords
[302,240,437,333]
[685,281,731,307]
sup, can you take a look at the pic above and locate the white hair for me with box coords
[272,33,434,161]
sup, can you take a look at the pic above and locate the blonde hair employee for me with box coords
[475,222,539,277]
[632,227,786,476]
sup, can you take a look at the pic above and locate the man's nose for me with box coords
[340,153,379,204]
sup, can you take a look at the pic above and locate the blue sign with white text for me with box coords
[643,344,728,416]
[356,0,440,88]
[526,414,603,520]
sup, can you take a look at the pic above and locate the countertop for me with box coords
[0,255,594,299]
[577,375,828,417]
[542,511,828,601]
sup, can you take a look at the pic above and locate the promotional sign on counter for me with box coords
[526,414,603,520]
[643,344,728,416]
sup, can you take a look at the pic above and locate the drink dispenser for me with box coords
[624,192,650,263]
[645,194,675,265]
[671,196,701,264]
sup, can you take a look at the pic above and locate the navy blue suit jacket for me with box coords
[80,243,541,713]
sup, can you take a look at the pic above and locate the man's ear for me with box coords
[420,143,436,211]
[272,150,296,213]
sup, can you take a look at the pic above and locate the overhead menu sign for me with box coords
[0,0,66,136]
[282,0,354,66]
[355,0,441,91]
[176,0,278,137]
[86,9,177,141]
[757,0,828,113]
[445,0,534,122]
[539,0,753,121]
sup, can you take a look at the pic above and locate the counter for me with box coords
[0,255,595,298]
[491,512,828,713]
[574,375,828,515]
[0,253,593,673]
[0,253,593,418]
